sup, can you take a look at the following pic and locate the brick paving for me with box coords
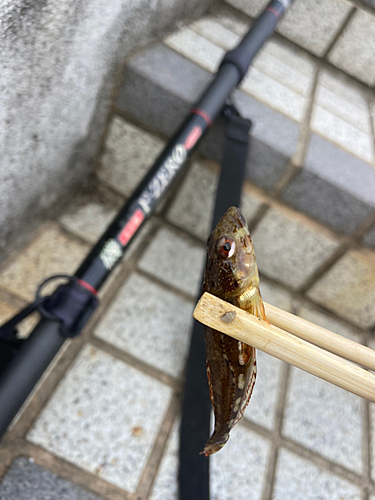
[1,4,375,500]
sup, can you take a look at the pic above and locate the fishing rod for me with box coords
[0,0,291,448]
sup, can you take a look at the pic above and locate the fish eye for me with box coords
[217,237,235,258]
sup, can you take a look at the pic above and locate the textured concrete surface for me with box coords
[252,206,340,290]
[364,225,375,250]
[0,0,212,252]
[0,457,105,500]
[307,248,375,329]
[28,345,172,493]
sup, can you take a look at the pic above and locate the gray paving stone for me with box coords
[328,9,375,86]
[282,134,375,235]
[315,68,370,134]
[307,248,375,329]
[295,301,364,343]
[210,424,270,500]
[277,0,352,57]
[364,224,375,250]
[94,273,193,378]
[0,457,104,500]
[60,202,117,244]
[98,116,165,197]
[243,350,283,430]
[273,448,362,500]
[0,224,89,301]
[226,0,352,57]
[283,367,363,473]
[117,43,300,192]
[27,344,172,493]
[166,162,263,241]
[260,278,293,313]
[252,206,340,290]
[138,226,205,297]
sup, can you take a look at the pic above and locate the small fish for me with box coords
[201,206,268,456]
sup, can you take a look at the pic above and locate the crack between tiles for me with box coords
[135,394,181,499]
[89,336,181,390]
[135,267,197,304]
[323,7,357,60]
[0,438,133,500]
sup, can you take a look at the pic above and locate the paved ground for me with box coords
[1,5,375,500]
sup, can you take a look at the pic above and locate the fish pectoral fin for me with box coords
[251,289,270,325]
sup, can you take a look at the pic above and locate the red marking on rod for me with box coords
[118,208,145,246]
[266,6,282,18]
[78,279,98,296]
[184,125,203,150]
[191,108,213,127]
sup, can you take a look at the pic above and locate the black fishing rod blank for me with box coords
[0,0,292,442]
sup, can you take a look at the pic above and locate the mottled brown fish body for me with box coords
[201,206,267,456]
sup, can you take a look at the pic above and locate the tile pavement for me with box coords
[2,13,375,500]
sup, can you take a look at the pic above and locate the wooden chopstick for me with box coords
[194,293,375,402]
[264,302,375,372]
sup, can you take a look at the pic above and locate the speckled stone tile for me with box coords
[364,223,375,250]
[251,207,340,290]
[138,227,205,297]
[328,9,375,86]
[310,105,373,163]
[0,224,88,301]
[307,249,375,329]
[283,367,363,473]
[273,448,362,500]
[149,420,179,500]
[166,162,263,241]
[224,0,267,17]
[0,457,105,500]
[0,299,39,338]
[315,69,370,134]
[60,202,117,244]
[189,18,240,50]
[241,66,308,123]
[27,344,172,493]
[210,424,270,500]
[260,278,293,313]
[213,11,249,37]
[98,116,165,197]
[164,28,224,73]
[295,301,364,343]
[277,0,352,57]
[94,273,193,378]
[243,350,283,430]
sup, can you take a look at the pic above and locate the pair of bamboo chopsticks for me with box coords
[193,293,375,402]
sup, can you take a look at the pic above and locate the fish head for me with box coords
[203,206,259,298]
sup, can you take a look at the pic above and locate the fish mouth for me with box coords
[201,431,230,456]
[218,206,247,232]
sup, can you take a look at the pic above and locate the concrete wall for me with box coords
[0,0,212,256]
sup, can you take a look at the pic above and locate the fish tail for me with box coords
[201,430,230,456]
